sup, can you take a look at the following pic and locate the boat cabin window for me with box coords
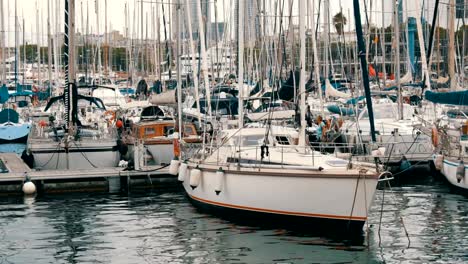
[184,125,195,136]
[164,126,175,137]
[275,136,290,145]
[145,127,156,135]
[230,135,265,146]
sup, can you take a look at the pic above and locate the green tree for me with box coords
[333,12,347,35]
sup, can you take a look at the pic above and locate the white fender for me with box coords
[22,181,36,195]
[190,168,202,189]
[178,162,188,182]
[214,168,225,195]
[169,159,180,176]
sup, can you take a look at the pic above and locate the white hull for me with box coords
[181,163,379,229]
[29,140,120,170]
[440,158,468,191]
[146,144,173,165]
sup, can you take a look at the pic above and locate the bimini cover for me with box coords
[425,90,468,106]
[0,109,19,124]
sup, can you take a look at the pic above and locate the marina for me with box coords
[0,0,467,263]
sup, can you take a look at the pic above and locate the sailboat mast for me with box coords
[298,0,306,148]
[323,0,329,78]
[175,0,182,151]
[237,0,245,129]
[448,0,456,90]
[381,0,386,84]
[184,0,201,125]
[393,0,403,120]
[0,0,5,84]
[64,0,76,129]
[353,0,376,142]
[14,0,18,89]
[425,0,440,86]
[36,2,41,87]
[46,0,52,86]
[310,0,324,117]
[104,0,108,75]
[196,0,212,115]
[22,17,25,86]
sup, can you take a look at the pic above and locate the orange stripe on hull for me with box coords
[189,194,367,221]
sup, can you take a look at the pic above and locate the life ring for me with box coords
[104,110,116,124]
[431,126,439,147]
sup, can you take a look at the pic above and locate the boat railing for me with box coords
[194,143,365,168]
[29,122,118,141]
[198,139,433,168]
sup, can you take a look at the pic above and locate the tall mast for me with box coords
[323,0,329,78]
[353,0,376,142]
[176,0,182,156]
[64,0,77,129]
[237,0,245,129]
[414,0,431,90]
[14,0,18,89]
[184,0,201,125]
[22,17,25,86]
[448,0,456,90]
[0,0,5,84]
[196,0,212,115]
[310,0,324,116]
[298,0,306,148]
[95,0,101,77]
[47,0,52,86]
[104,0,108,75]
[140,0,144,73]
[53,0,60,95]
[380,0,386,84]
[393,0,403,120]
[36,1,41,87]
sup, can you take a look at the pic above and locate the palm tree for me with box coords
[333,12,347,36]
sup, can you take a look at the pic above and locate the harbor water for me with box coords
[0,180,467,264]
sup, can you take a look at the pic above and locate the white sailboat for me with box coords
[26,0,120,170]
[172,0,386,233]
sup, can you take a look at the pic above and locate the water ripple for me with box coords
[0,183,466,263]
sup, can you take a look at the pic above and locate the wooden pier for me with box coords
[0,154,177,194]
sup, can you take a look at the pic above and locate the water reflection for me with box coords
[0,185,466,263]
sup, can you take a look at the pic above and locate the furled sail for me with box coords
[325,79,350,99]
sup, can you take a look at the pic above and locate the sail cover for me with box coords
[425,90,468,106]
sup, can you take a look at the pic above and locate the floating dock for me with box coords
[0,154,176,194]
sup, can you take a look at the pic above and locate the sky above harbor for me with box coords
[0,0,452,47]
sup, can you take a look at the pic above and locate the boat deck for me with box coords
[0,165,170,182]
[0,153,31,173]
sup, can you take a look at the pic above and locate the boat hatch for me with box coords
[326,160,349,167]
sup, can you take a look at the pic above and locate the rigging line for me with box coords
[72,141,98,168]
[346,170,360,233]
[378,178,385,248]
[35,141,62,169]
[385,176,411,249]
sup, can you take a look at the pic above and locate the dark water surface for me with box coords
[0,181,467,264]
